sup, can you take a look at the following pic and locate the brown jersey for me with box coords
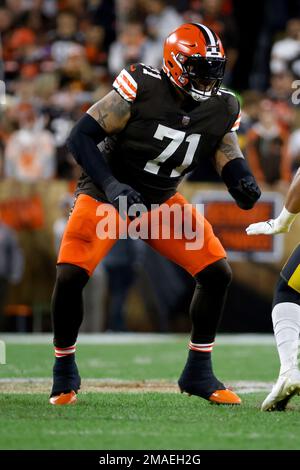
[75,63,240,205]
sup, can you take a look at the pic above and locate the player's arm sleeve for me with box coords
[212,93,260,209]
[66,88,131,189]
[215,132,261,210]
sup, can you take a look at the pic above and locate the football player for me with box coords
[49,23,261,405]
[246,169,300,411]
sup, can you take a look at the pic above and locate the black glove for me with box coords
[221,159,261,210]
[103,177,146,219]
[228,175,261,210]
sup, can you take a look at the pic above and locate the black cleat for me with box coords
[178,350,241,405]
[49,355,81,405]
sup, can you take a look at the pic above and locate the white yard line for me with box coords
[0,333,276,345]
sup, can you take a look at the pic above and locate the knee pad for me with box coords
[194,259,232,291]
[273,276,300,307]
[56,263,89,290]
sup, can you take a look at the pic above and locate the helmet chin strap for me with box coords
[189,90,211,101]
[188,82,214,101]
[183,85,212,102]
[168,73,212,102]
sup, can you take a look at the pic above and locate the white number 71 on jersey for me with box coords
[144,124,201,177]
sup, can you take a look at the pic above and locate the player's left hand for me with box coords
[246,218,290,235]
[229,176,261,210]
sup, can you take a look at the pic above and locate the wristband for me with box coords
[277,207,298,228]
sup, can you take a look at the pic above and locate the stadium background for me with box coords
[1,0,300,335]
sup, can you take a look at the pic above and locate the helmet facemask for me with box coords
[182,55,226,101]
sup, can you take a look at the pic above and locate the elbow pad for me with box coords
[221,158,261,210]
[66,113,107,165]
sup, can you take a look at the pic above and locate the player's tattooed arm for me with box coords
[214,131,261,210]
[213,131,244,175]
[66,89,132,191]
[87,90,131,134]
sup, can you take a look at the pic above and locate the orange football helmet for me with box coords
[163,23,226,101]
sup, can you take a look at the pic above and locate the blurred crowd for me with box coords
[1,0,300,186]
[1,0,300,331]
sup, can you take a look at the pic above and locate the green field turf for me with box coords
[1,340,300,450]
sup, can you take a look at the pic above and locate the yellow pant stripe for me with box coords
[288,264,300,293]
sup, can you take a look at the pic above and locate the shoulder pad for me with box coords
[112,63,161,103]
[219,89,241,132]
[112,66,139,103]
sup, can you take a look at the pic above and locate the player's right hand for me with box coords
[104,178,146,219]
[246,218,290,236]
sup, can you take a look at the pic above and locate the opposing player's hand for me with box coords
[104,178,146,219]
[246,219,289,235]
[246,207,298,236]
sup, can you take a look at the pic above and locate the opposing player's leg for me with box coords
[146,193,241,405]
[261,244,300,411]
[50,194,124,405]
